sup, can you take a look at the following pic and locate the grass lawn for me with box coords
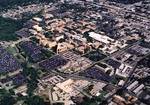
[7,46,24,63]
[90,103,98,105]
[99,90,108,95]
[111,75,126,84]
[7,46,16,55]
[14,55,24,63]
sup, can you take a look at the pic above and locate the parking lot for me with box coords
[22,41,43,61]
[1,73,28,85]
[39,55,68,70]
[105,59,121,69]
[43,75,64,85]
[82,67,114,82]
[85,52,107,61]
[0,47,22,73]
[60,50,80,61]
[15,28,30,37]
[126,45,150,57]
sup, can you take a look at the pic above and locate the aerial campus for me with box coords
[0,0,150,105]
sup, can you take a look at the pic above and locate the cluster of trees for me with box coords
[0,16,27,41]
[60,3,87,13]
[23,95,50,105]
[30,37,40,44]
[72,96,99,105]
[22,62,40,95]
[0,89,17,105]
[84,85,94,94]
[16,43,37,63]
[0,0,58,10]
[40,49,55,58]
[138,55,150,68]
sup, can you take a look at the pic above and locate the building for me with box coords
[52,34,64,41]
[76,21,89,26]
[86,0,93,2]
[42,14,53,19]
[131,97,138,102]
[14,85,28,96]
[77,28,90,34]
[35,33,45,39]
[32,25,42,31]
[114,95,125,101]
[56,43,68,54]
[61,42,74,49]
[72,35,87,44]
[92,42,102,49]
[115,69,127,78]
[33,17,42,22]
[75,97,84,103]
[118,80,124,86]
[105,85,116,93]
[29,29,37,35]
[133,84,144,94]
[54,79,73,93]
[39,40,56,48]
[89,32,114,44]
[90,86,100,96]
[94,65,110,73]
[127,81,138,90]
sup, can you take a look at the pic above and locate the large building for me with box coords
[133,84,144,94]
[52,34,64,41]
[89,32,114,44]
[56,43,68,54]
[94,65,110,73]
[54,79,74,93]
[39,40,57,48]
[72,35,87,44]
[32,25,42,31]
[127,81,138,90]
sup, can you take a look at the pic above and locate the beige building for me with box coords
[52,34,64,41]
[92,42,102,49]
[46,19,66,30]
[39,40,56,48]
[54,79,74,93]
[32,25,42,31]
[61,42,74,49]
[35,33,45,39]
[29,29,37,35]
[76,21,89,26]
[90,86,100,96]
[42,14,53,19]
[94,65,109,73]
[14,85,28,96]
[56,43,68,54]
